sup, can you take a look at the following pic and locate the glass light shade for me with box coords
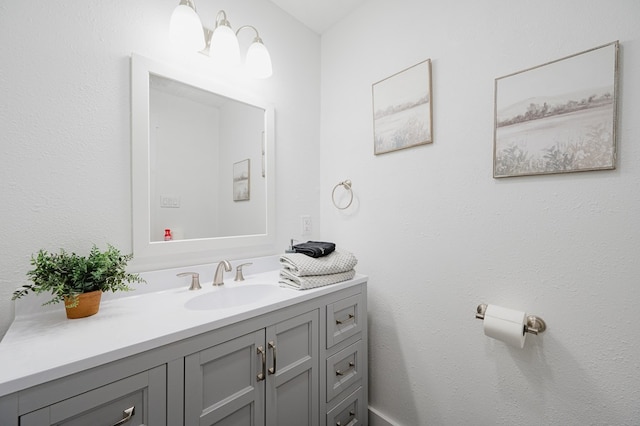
[245,40,273,79]
[169,4,205,52]
[209,25,240,67]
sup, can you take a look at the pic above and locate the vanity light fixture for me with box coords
[169,2,273,78]
[169,0,206,52]
[237,25,273,79]
[208,10,240,67]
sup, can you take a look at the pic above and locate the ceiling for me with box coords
[268,0,369,34]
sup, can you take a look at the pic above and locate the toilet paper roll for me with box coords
[483,305,527,348]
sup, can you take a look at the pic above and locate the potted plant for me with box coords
[12,244,145,319]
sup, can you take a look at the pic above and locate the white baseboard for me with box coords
[368,406,396,426]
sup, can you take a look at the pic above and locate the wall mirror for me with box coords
[131,54,275,263]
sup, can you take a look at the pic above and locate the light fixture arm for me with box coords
[215,10,232,29]
[202,28,213,49]
[236,25,262,43]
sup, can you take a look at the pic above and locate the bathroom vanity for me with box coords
[0,260,367,425]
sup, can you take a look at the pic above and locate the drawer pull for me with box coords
[257,346,266,381]
[335,361,355,376]
[335,313,355,325]
[336,410,356,426]
[112,406,135,426]
[268,341,277,374]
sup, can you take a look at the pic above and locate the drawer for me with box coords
[326,340,363,402]
[19,366,166,426]
[327,294,363,348]
[326,386,365,426]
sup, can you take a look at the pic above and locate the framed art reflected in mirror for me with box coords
[233,159,250,202]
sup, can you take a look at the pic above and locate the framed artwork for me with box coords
[233,159,250,201]
[493,41,619,178]
[372,59,433,155]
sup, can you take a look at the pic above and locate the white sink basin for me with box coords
[184,285,284,310]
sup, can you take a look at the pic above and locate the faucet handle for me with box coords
[177,272,202,291]
[234,263,253,281]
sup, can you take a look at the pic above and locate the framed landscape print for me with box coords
[373,59,433,155]
[493,41,619,178]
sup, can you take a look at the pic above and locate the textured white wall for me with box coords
[0,0,320,337]
[320,0,640,424]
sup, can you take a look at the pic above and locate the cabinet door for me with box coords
[266,310,319,426]
[19,365,166,426]
[185,329,266,426]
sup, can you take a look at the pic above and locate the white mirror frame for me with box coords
[131,54,275,264]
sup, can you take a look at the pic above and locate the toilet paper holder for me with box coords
[475,303,547,335]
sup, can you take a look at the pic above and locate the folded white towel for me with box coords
[279,269,356,290]
[279,250,358,277]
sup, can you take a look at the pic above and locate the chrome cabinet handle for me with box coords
[335,313,354,325]
[257,346,266,381]
[336,410,356,426]
[112,406,135,426]
[335,361,355,376]
[268,341,277,375]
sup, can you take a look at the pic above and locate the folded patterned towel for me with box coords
[292,241,336,258]
[279,250,358,277]
[279,269,356,290]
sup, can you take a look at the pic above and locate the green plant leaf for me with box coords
[12,245,146,306]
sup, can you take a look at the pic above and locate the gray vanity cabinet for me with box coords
[0,281,367,426]
[18,365,166,426]
[184,310,319,426]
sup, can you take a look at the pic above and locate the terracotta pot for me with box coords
[64,290,102,319]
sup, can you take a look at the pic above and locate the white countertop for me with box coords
[0,258,366,397]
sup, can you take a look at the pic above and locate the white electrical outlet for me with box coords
[301,215,312,235]
[160,195,180,208]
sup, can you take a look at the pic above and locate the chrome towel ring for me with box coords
[332,180,353,210]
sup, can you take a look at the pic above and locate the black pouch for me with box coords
[292,241,336,258]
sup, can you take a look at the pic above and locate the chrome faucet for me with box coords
[213,260,232,286]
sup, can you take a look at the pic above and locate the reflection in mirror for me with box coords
[149,75,266,241]
[131,54,275,263]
